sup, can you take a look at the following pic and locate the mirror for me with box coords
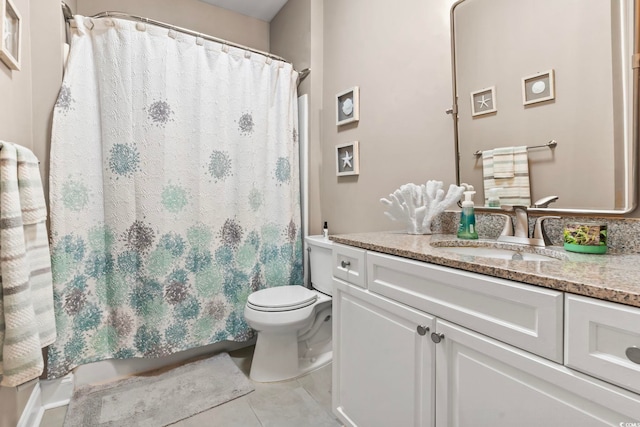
[450,0,639,214]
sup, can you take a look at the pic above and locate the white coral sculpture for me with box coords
[380,180,465,234]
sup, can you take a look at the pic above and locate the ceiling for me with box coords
[199,0,289,22]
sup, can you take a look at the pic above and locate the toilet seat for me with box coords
[247,286,318,312]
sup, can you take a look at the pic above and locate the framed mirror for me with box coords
[450,0,639,214]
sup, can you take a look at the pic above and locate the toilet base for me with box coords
[250,331,300,382]
[249,306,333,383]
[249,332,333,383]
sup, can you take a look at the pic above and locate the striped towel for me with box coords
[492,147,515,178]
[482,146,531,206]
[0,141,56,387]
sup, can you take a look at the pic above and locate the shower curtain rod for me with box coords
[60,1,311,84]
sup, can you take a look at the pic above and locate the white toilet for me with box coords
[244,235,333,382]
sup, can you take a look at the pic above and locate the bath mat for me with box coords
[63,352,254,426]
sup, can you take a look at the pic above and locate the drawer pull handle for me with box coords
[626,346,640,364]
[417,325,430,336]
[341,260,351,268]
[431,332,445,344]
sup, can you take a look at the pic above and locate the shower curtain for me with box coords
[47,16,302,378]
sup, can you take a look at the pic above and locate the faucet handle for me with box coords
[487,213,513,237]
[533,216,561,246]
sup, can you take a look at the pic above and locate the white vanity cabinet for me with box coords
[332,248,640,427]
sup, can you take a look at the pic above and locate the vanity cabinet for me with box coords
[332,249,640,426]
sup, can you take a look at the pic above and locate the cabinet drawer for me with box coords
[367,252,564,362]
[565,294,640,394]
[333,244,366,288]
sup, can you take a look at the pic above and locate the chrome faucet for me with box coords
[511,205,530,238]
[494,205,559,247]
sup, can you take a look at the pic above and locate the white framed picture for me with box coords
[336,86,359,126]
[522,69,555,105]
[336,141,359,176]
[470,86,497,117]
[0,0,21,70]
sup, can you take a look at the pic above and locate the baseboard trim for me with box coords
[40,373,74,409]
[17,382,44,427]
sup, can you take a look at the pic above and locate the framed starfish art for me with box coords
[470,86,496,117]
[336,141,359,176]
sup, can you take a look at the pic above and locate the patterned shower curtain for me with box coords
[47,16,302,378]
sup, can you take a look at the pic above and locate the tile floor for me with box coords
[39,346,341,427]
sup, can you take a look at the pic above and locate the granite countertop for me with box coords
[330,232,640,308]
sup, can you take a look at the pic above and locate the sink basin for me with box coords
[435,246,558,261]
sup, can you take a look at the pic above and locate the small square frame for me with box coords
[522,69,555,105]
[0,0,21,70]
[470,86,497,117]
[336,141,359,176]
[336,86,360,126]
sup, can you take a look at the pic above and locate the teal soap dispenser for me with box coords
[457,187,479,239]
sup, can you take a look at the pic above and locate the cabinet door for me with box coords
[333,278,436,427]
[435,319,640,427]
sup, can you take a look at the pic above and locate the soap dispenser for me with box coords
[457,187,479,239]
[487,188,501,208]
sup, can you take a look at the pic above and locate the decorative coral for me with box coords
[380,180,465,234]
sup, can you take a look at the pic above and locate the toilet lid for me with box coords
[247,286,318,312]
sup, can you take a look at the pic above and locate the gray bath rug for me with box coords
[63,352,254,427]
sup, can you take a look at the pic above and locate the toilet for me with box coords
[244,235,333,382]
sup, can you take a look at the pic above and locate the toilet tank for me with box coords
[305,235,333,296]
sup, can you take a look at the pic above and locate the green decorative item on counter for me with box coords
[563,223,607,254]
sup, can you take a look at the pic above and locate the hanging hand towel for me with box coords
[16,145,56,348]
[482,146,531,207]
[492,147,515,179]
[0,141,55,387]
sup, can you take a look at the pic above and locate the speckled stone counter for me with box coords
[330,232,640,308]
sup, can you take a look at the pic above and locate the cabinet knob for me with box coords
[341,260,351,268]
[626,346,640,364]
[417,325,430,336]
[431,332,445,343]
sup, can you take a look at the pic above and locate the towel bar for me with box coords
[473,140,557,157]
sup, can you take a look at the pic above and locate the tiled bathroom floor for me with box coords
[39,346,341,427]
